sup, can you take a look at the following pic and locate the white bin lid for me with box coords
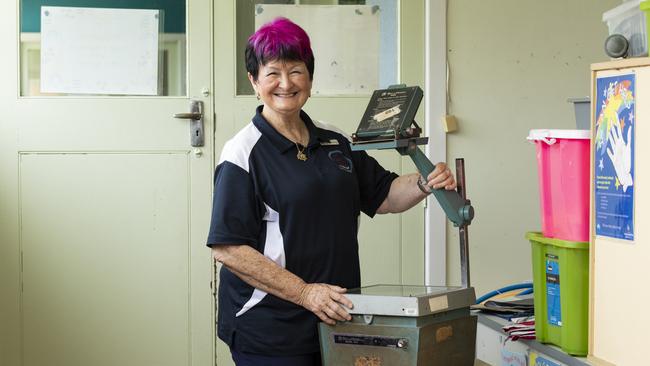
[527,129,590,145]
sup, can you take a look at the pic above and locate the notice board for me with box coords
[254,4,379,95]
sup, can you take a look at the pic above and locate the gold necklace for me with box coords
[295,143,307,161]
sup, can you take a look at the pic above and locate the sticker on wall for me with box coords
[594,74,635,241]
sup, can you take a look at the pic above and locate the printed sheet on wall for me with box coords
[254,4,379,95]
[40,6,161,95]
[594,74,636,241]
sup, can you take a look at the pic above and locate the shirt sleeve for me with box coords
[351,150,398,218]
[206,161,263,247]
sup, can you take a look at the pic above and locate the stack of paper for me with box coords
[471,297,534,320]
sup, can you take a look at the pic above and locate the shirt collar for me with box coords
[251,105,328,153]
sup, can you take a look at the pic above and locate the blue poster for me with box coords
[594,74,635,241]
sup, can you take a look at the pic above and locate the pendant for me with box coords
[297,151,307,161]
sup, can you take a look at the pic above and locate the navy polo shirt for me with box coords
[206,106,398,356]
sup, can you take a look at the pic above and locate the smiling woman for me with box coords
[206,17,455,366]
[248,60,313,145]
[246,18,314,146]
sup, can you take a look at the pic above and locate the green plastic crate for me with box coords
[526,232,589,356]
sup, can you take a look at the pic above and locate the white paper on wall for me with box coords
[255,4,380,95]
[40,6,160,95]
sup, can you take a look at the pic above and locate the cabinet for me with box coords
[589,58,650,366]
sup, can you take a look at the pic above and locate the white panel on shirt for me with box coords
[218,122,262,173]
[235,203,285,317]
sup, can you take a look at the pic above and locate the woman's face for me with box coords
[249,59,312,118]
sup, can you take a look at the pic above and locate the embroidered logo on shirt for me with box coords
[328,150,353,173]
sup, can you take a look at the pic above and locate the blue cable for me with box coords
[517,288,534,296]
[476,283,533,304]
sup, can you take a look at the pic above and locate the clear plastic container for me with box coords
[642,1,650,54]
[603,0,648,57]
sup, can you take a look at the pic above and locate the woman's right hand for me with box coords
[298,283,354,325]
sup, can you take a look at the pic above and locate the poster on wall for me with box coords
[594,73,635,241]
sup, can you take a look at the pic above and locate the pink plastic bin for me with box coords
[527,130,590,242]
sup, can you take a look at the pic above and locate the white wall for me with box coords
[445,0,619,296]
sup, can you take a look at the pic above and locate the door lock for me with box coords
[174,100,204,147]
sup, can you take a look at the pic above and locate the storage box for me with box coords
[527,130,590,242]
[603,0,648,57]
[526,232,589,356]
[566,97,590,130]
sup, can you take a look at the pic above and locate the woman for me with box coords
[206,18,456,366]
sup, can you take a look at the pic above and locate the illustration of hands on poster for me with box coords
[595,74,635,241]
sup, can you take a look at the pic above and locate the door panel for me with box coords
[20,153,190,366]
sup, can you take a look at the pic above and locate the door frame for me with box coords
[425,0,448,287]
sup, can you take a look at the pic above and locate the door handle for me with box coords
[174,100,204,147]
[173,112,202,120]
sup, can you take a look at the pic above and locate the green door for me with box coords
[1,1,214,365]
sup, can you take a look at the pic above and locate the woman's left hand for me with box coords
[422,162,456,191]
[377,162,457,214]
[298,283,353,325]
